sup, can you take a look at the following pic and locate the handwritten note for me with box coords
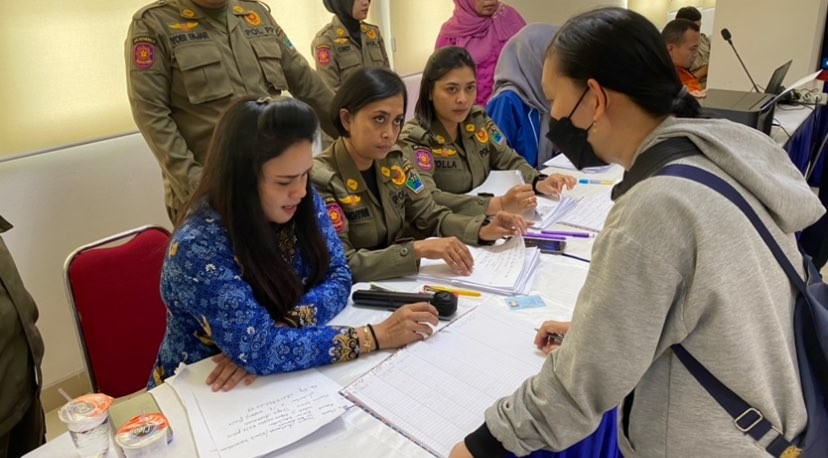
[166,358,351,458]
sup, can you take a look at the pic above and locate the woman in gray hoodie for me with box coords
[451,7,824,458]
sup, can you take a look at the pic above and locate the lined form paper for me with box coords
[341,304,546,457]
[559,189,614,232]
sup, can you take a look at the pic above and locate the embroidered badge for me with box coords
[390,165,406,186]
[169,22,199,32]
[346,178,359,191]
[316,46,331,66]
[182,8,196,18]
[380,166,391,177]
[475,128,489,144]
[432,147,457,157]
[486,120,505,144]
[339,194,362,205]
[232,5,244,13]
[133,42,156,69]
[435,134,446,144]
[365,29,377,40]
[336,27,346,36]
[334,37,349,45]
[326,203,346,233]
[414,149,434,171]
[283,37,294,49]
[405,171,425,194]
[245,11,261,26]
[465,124,475,132]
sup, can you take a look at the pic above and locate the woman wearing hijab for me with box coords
[312,0,390,91]
[487,24,559,168]
[435,0,526,106]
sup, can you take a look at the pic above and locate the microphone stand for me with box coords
[725,39,761,92]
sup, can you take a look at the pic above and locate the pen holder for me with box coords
[351,290,458,318]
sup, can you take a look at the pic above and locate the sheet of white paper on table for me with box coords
[557,189,614,232]
[467,170,524,196]
[543,154,614,173]
[166,358,351,458]
[341,302,546,457]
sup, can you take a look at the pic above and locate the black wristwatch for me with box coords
[532,174,548,195]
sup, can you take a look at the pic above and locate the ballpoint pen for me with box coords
[540,230,594,238]
[578,178,615,185]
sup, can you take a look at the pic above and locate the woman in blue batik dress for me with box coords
[149,96,439,391]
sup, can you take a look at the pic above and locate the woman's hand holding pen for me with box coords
[536,174,577,197]
[414,237,474,275]
[534,320,570,354]
[479,211,529,241]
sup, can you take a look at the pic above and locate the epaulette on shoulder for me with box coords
[311,159,336,186]
[132,0,170,20]
[240,0,271,13]
[401,122,430,144]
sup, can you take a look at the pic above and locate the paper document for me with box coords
[341,304,546,457]
[467,170,524,196]
[544,154,614,174]
[166,358,351,458]
[417,236,540,295]
[558,189,614,232]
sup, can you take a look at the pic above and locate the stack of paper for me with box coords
[533,195,578,228]
[417,236,540,295]
[558,189,614,232]
[544,154,615,174]
[166,358,351,458]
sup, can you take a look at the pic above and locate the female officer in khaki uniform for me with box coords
[399,46,576,217]
[312,0,390,92]
[312,67,526,282]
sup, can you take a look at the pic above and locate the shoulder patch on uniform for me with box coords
[475,128,489,144]
[316,46,331,66]
[132,40,156,70]
[486,120,505,145]
[405,170,425,194]
[244,11,261,26]
[414,148,433,172]
[326,203,346,233]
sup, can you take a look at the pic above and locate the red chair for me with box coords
[63,225,170,398]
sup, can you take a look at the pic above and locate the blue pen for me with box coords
[578,178,615,185]
[541,230,594,238]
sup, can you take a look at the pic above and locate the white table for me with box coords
[27,249,594,458]
[771,104,814,147]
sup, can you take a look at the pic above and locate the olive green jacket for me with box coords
[399,106,539,216]
[311,16,389,92]
[312,139,485,282]
[0,216,44,436]
[126,0,335,217]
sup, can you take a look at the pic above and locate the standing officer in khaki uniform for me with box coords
[0,216,45,458]
[312,67,526,282]
[399,46,575,217]
[126,0,337,222]
[312,0,389,92]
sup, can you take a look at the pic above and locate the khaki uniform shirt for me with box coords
[311,16,389,92]
[126,0,336,218]
[0,216,44,436]
[691,33,710,87]
[399,107,539,216]
[312,139,484,283]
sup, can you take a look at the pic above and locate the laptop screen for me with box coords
[764,60,792,95]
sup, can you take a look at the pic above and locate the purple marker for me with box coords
[525,233,567,241]
[541,230,594,238]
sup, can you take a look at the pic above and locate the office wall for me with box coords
[707,0,828,91]
[389,0,624,77]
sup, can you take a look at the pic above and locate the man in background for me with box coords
[0,216,45,458]
[662,19,705,98]
[126,0,337,222]
[676,6,710,88]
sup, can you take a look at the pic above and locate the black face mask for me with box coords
[545,87,608,170]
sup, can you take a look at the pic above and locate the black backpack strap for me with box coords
[656,164,802,458]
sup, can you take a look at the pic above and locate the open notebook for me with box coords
[341,303,546,457]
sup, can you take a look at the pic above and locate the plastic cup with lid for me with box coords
[57,393,114,457]
[115,413,171,458]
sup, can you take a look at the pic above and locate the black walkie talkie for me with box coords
[351,290,458,318]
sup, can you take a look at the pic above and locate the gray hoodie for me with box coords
[483,117,825,456]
